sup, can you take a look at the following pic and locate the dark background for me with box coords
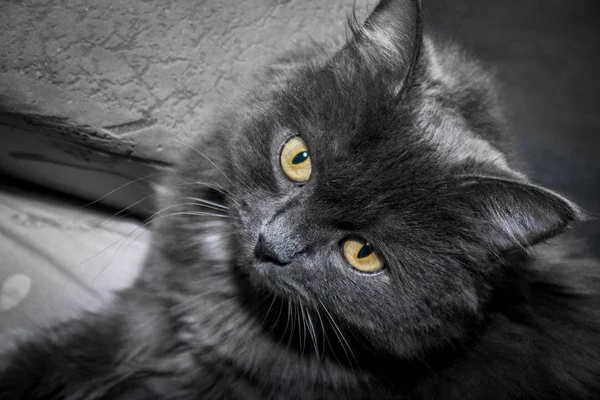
[427,0,600,255]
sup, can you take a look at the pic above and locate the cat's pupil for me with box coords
[291,151,309,165]
[357,243,374,259]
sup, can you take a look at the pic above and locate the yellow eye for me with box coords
[280,136,312,184]
[342,238,385,273]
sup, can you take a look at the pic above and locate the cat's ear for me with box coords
[451,176,585,251]
[344,0,422,93]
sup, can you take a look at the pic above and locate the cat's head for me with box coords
[158,0,583,359]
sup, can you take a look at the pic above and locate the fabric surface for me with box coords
[0,183,148,333]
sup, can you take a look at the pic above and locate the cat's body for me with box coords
[3,244,599,400]
[1,0,599,399]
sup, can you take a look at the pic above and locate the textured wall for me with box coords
[0,0,376,146]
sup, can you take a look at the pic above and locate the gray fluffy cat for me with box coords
[1,0,599,399]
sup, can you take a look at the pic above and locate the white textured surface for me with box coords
[0,184,149,332]
[1,274,32,311]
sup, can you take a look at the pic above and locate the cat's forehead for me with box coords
[264,59,516,179]
[273,63,419,152]
[230,61,443,194]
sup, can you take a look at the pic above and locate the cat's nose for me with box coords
[254,233,297,265]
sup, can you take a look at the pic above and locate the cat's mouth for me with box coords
[249,257,309,300]
[234,219,307,292]
[232,201,313,300]
[239,242,314,303]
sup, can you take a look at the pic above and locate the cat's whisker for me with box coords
[79,192,157,237]
[170,138,234,185]
[65,184,173,241]
[67,200,183,272]
[279,299,291,346]
[66,174,229,266]
[252,295,273,313]
[79,173,163,209]
[261,295,278,329]
[198,180,230,194]
[317,298,358,370]
[72,178,226,241]
[186,196,229,211]
[305,307,320,361]
[89,205,185,280]
[157,202,228,217]
[126,202,229,243]
[176,180,231,195]
[332,320,357,370]
[318,303,345,368]
[299,304,306,358]
[64,195,150,241]
[87,204,228,281]
[187,203,227,214]
[315,307,327,361]
[154,211,229,220]
[294,303,300,352]
[269,298,284,335]
[123,210,229,251]
[120,201,227,247]
[287,300,296,350]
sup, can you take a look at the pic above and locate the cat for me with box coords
[1,0,599,398]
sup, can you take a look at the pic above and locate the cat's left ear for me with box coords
[344,0,423,94]
[450,176,586,252]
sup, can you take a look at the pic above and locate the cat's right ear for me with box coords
[343,0,423,95]
[449,176,586,252]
